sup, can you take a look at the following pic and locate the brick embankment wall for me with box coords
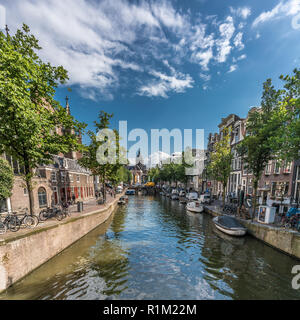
[204,205,300,260]
[0,194,122,292]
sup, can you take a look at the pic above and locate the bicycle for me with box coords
[17,208,39,228]
[2,212,21,232]
[0,216,7,235]
[61,203,71,218]
[39,207,64,221]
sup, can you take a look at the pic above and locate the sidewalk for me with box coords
[0,193,121,243]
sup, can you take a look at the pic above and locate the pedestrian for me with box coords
[72,193,76,204]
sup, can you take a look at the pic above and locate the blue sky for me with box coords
[1,0,300,160]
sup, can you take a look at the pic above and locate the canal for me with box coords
[1,195,300,300]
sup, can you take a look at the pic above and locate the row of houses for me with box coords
[201,110,300,214]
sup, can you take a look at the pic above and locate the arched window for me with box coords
[38,187,47,208]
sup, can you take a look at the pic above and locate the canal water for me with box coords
[1,195,300,300]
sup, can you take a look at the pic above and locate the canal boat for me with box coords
[186,191,199,201]
[213,215,247,237]
[179,190,187,203]
[125,189,136,195]
[118,196,127,205]
[171,189,179,200]
[186,200,204,213]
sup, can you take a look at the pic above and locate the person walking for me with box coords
[72,193,76,205]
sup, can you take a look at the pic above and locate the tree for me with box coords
[0,25,86,214]
[273,68,300,161]
[0,158,14,201]
[238,79,287,219]
[79,111,124,202]
[206,127,233,206]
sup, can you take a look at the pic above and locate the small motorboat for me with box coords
[186,200,204,213]
[118,196,127,205]
[125,189,135,195]
[179,190,186,203]
[213,215,247,237]
[170,189,179,200]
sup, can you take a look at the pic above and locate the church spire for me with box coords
[65,96,70,115]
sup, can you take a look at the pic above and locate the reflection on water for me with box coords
[1,196,300,300]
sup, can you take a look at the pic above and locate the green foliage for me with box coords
[275,68,300,160]
[0,158,14,200]
[78,111,125,200]
[237,78,288,215]
[111,166,132,186]
[0,24,86,213]
[206,127,232,204]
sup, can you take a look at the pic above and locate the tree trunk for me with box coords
[24,169,34,215]
[252,179,258,221]
[102,174,106,203]
[222,184,226,208]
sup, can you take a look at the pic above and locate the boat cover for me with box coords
[217,216,244,229]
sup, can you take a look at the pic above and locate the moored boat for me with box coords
[213,215,247,237]
[125,189,135,195]
[179,190,186,203]
[118,196,128,205]
[186,200,204,213]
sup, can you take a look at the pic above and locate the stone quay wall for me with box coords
[0,195,121,292]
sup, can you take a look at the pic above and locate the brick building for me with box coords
[0,98,95,214]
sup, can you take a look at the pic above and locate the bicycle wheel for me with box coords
[23,216,37,228]
[32,215,39,226]
[39,210,48,221]
[0,223,7,235]
[8,217,21,232]
[55,211,63,221]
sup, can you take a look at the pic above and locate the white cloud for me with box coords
[252,0,300,27]
[237,54,247,61]
[230,7,252,19]
[199,73,211,82]
[215,16,235,63]
[138,69,194,98]
[233,32,244,50]
[228,64,238,73]
[1,0,252,100]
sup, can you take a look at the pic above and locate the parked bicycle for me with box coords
[222,203,237,215]
[1,212,21,232]
[39,206,64,221]
[0,216,7,235]
[17,208,39,228]
[61,202,70,218]
[280,206,300,231]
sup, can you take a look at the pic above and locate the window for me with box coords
[61,172,65,182]
[77,175,80,183]
[283,161,292,174]
[51,171,57,182]
[265,162,272,175]
[69,174,73,182]
[274,161,281,174]
[24,188,28,195]
[284,182,289,196]
[38,187,47,208]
